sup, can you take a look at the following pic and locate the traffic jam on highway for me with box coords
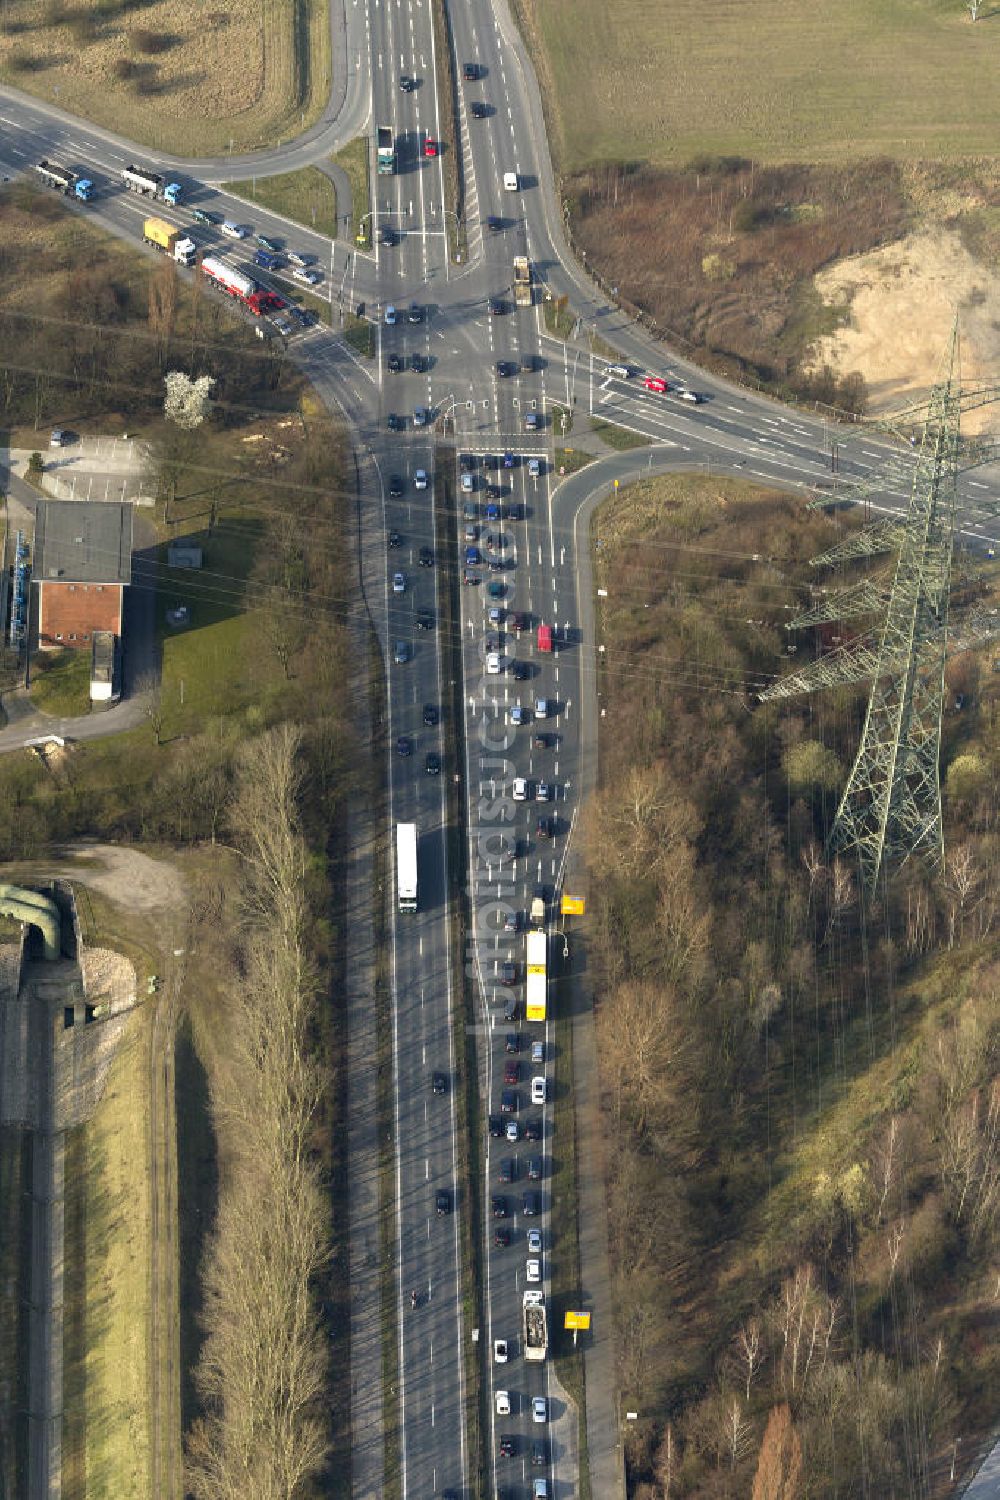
[32,154,326,339]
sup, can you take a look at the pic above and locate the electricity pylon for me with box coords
[760,330,999,895]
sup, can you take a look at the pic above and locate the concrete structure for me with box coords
[33,501,132,650]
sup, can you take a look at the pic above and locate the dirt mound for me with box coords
[807,227,1000,434]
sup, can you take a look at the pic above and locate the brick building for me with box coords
[34,501,133,651]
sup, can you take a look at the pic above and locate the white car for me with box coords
[461,471,474,493]
[384,304,397,325]
[503,171,518,191]
[494,1338,509,1364]
[531,1040,544,1064]
[220,221,246,239]
[536,782,551,802]
[293,267,322,285]
[505,1119,519,1142]
[527,1228,542,1254]
[532,1396,547,1424]
[510,705,526,726]
[287,251,312,267]
[526,1257,541,1283]
[392,572,406,594]
[527,457,541,478]
[414,468,429,490]
[487,652,502,675]
[677,388,701,403]
[608,362,631,378]
[496,1390,511,1416]
[513,777,528,801]
[534,698,548,720]
[531,1076,546,1105]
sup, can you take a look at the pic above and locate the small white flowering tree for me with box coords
[163,371,215,429]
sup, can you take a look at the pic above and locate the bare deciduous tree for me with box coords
[738,1317,766,1401]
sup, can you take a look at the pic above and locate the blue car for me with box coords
[465,546,481,566]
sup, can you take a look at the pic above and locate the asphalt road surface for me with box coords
[2,3,999,1495]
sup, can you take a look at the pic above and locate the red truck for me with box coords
[537,623,553,653]
[201,255,282,317]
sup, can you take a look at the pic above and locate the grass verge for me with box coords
[590,418,651,451]
[430,0,467,263]
[549,993,592,1500]
[63,1009,152,1500]
[553,448,597,478]
[332,139,370,244]
[344,315,375,358]
[28,647,91,717]
[227,167,337,240]
[544,297,577,341]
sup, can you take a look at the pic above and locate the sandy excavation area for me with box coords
[808,227,1000,437]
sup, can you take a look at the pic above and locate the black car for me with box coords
[500,1089,517,1113]
[397,736,413,756]
[436,1189,451,1215]
[490,298,506,316]
[462,61,479,80]
[387,413,401,431]
[496,360,516,378]
[425,751,441,775]
[417,609,434,630]
[388,529,402,547]
[492,1195,507,1218]
[499,1158,515,1184]
[488,557,507,572]
[502,961,518,984]
[523,1191,539,1216]
[419,545,434,567]
[505,1032,519,1053]
[400,73,416,90]
[423,703,439,726]
[411,352,427,373]
[388,476,404,498]
[408,302,422,324]
[510,612,527,631]
[387,352,402,373]
[531,1440,547,1467]
[471,101,488,119]
[487,215,503,231]
[494,1227,510,1247]
[499,1436,515,1458]
[527,1157,542,1180]
[380,226,396,246]
[511,662,529,681]
[432,1071,447,1094]
[525,1117,542,1142]
[460,451,476,472]
[536,815,554,838]
[489,1114,504,1138]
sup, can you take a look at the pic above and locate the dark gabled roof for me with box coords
[34,501,132,586]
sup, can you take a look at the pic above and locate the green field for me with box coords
[0,0,331,157]
[228,167,338,241]
[528,0,1000,168]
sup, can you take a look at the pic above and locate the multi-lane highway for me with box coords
[2,1,999,1495]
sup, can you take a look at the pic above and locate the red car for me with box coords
[504,1061,519,1085]
[424,137,438,158]
[644,376,669,393]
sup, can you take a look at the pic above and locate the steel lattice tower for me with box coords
[760,336,973,895]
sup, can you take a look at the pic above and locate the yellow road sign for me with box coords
[561,895,585,916]
[564,1310,592,1331]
